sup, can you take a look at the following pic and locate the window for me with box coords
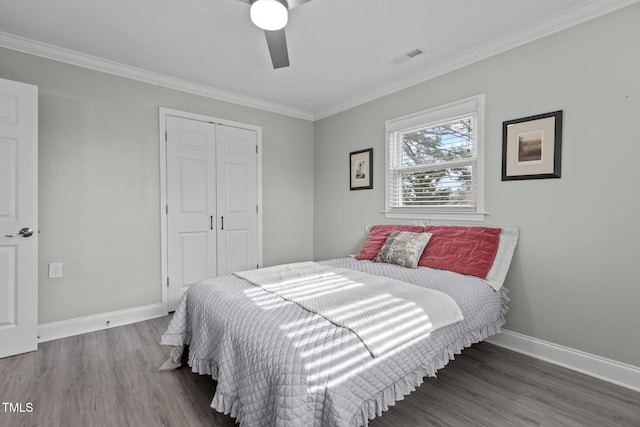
[384,94,486,221]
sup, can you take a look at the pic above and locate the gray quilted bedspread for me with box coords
[161,258,507,427]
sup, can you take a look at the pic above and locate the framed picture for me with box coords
[350,148,373,190]
[502,110,563,181]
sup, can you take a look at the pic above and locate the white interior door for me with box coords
[0,78,38,358]
[166,116,217,311]
[216,125,258,275]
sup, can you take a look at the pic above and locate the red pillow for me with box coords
[418,226,501,279]
[355,224,426,260]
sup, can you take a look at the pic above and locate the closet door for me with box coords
[165,116,217,311]
[165,116,259,311]
[216,125,258,275]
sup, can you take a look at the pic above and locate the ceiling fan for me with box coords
[237,0,312,69]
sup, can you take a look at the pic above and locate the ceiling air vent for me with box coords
[391,48,424,65]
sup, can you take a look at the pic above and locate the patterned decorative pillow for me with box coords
[374,231,432,268]
[355,224,427,260]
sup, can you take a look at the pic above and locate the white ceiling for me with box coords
[0,0,636,120]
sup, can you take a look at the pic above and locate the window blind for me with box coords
[384,94,485,219]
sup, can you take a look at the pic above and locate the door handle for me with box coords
[5,227,34,238]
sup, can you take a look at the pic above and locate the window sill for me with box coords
[382,210,489,222]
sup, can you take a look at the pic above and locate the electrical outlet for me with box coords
[48,262,63,278]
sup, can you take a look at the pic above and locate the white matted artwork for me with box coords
[350,148,373,190]
[502,111,562,180]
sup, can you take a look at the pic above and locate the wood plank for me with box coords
[0,316,638,427]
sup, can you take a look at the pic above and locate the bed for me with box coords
[161,225,518,426]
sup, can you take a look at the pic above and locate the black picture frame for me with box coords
[502,110,563,181]
[350,148,373,190]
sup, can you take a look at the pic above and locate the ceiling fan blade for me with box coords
[285,0,312,9]
[236,0,312,11]
[264,29,290,68]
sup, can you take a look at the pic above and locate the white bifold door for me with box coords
[0,78,38,358]
[165,116,259,311]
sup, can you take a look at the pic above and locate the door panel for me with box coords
[166,116,216,311]
[0,139,17,218]
[180,232,209,285]
[225,230,250,273]
[0,246,17,325]
[180,159,207,213]
[0,78,38,359]
[216,125,258,276]
[226,163,249,212]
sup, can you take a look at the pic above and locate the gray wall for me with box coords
[1,3,638,369]
[0,47,314,324]
[313,4,640,367]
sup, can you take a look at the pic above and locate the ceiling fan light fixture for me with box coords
[250,0,288,31]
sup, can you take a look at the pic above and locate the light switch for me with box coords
[48,262,63,278]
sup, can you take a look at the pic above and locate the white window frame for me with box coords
[384,94,486,221]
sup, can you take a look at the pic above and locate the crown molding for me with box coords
[314,0,640,120]
[0,31,315,121]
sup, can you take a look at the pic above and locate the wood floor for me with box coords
[1,315,638,427]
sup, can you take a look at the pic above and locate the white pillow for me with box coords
[484,227,519,290]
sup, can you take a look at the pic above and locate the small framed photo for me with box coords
[502,111,563,181]
[350,148,373,190]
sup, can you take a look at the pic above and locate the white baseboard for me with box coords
[487,329,640,393]
[38,303,165,343]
